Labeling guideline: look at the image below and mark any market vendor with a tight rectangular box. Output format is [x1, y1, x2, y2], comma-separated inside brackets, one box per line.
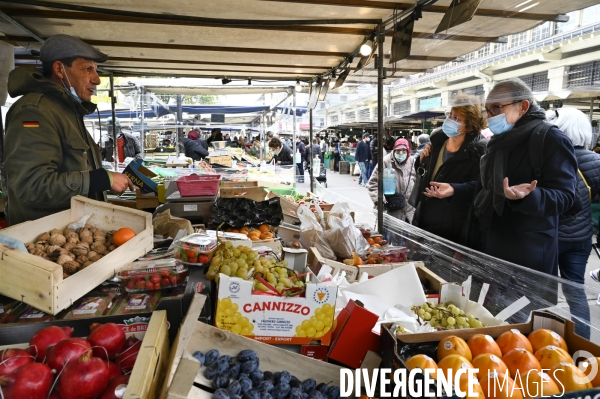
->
[184, 130, 209, 161]
[268, 137, 294, 165]
[4, 34, 134, 226]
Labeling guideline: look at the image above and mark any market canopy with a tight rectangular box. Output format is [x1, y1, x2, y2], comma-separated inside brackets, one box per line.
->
[400, 111, 445, 120]
[3, 0, 597, 92]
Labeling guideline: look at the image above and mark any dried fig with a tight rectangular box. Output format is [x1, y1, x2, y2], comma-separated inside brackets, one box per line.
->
[49, 233, 66, 247]
[90, 242, 107, 254]
[62, 261, 80, 275]
[56, 254, 74, 266]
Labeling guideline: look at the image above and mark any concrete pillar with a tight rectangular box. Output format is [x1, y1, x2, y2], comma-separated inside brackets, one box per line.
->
[548, 66, 568, 92]
[410, 97, 419, 113]
[440, 90, 451, 108]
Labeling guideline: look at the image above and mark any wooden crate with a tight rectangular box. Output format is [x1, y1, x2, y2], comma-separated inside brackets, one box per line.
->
[162, 295, 344, 399]
[0, 196, 153, 314]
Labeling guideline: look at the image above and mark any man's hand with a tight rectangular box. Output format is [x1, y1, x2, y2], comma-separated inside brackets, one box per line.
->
[424, 182, 454, 198]
[109, 172, 135, 194]
[420, 144, 432, 161]
[503, 177, 537, 200]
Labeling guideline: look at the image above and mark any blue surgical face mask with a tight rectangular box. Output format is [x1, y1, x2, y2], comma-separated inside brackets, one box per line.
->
[442, 118, 462, 137]
[394, 153, 407, 163]
[487, 113, 514, 135]
[274, 148, 281, 155]
[61, 68, 82, 103]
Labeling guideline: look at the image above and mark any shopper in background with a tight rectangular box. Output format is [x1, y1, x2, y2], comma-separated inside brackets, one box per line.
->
[369, 133, 378, 176]
[426, 78, 577, 277]
[4, 34, 134, 226]
[412, 133, 432, 159]
[320, 137, 328, 159]
[411, 94, 487, 245]
[384, 130, 396, 151]
[546, 107, 599, 338]
[183, 130, 209, 161]
[367, 139, 416, 223]
[355, 133, 371, 186]
[332, 136, 341, 172]
[295, 137, 306, 183]
[108, 117, 142, 162]
[269, 137, 294, 166]
[206, 128, 223, 146]
[311, 138, 322, 162]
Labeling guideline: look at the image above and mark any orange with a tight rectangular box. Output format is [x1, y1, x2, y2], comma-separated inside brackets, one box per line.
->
[231, 229, 240, 233]
[437, 354, 473, 381]
[579, 357, 600, 387]
[472, 353, 510, 379]
[367, 238, 375, 245]
[534, 345, 573, 370]
[468, 334, 503, 358]
[258, 224, 270, 233]
[520, 370, 561, 398]
[438, 336, 473, 362]
[238, 230, 249, 236]
[550, 362, 592, 392]
[496, 330, 533, 355]
[502, 348, 542, 386]
[260, 232, 274, 240]
[112, 228, 136, 247]
[527, 329, 568, 353]
[405, 354, 438, 378]
[248, 230, 261, 239]
[480, 372, 523, 399]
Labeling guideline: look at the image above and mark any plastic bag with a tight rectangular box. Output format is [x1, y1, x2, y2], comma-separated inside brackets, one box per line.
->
[297, 204, 335, 260]
[329, 202, 370, 256]
[325, 214, 353, 259]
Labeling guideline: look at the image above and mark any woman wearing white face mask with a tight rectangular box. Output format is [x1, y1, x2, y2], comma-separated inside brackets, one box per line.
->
[428, 78, 578, 278]
[367, 138, 416, 223]
[268, 137, 294, 166]
[410, 94, 488, 245]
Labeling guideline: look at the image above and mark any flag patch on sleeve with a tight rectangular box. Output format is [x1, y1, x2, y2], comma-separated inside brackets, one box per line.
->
[22, 121, 40, 128]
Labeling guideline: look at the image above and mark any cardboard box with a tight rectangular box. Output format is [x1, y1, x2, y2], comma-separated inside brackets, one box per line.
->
[208, 155, 233, 168]
[0, 196, 153, 315]
[220, 180, 258, 188]
[379, 311, 600, 399]
[277, 224, 301, 246]
[215, 274, 337, 345]
[162, 294, 346, 399]
[219, 186, 267, 202]
[123, 159, 159, 194]
[328, 299, 380, 368]
[301, 344, 329, 361]
[283, 248, 309, 273]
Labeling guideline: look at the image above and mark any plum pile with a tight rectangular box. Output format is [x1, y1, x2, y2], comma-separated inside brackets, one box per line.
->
[192, 349, 341, 399]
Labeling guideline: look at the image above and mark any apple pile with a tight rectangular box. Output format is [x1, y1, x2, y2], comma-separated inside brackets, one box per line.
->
[0, 323, 142, 399]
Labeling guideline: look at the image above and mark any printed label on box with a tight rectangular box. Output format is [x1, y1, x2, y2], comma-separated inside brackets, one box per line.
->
[184, 204, 198, 212]
[125, 294, 151, 311]
[216, 274, 337, 345]
[73, 297, 104, 315]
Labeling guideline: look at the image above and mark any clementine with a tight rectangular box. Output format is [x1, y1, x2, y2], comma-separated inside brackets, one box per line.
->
[258, 224, 270, 233]
[496, 330, 533, 355]
[579, 357, 600, 387]
[112, 228, 136, 247]
[534, 345, 573, 370]
[472, 353, 510, 379]
[480, 372, 524, 399]
[550, 362, 593, 392]
[468, 334, 503, 358]
[438, 336, 473, 362]
[527, 329, 568, 353]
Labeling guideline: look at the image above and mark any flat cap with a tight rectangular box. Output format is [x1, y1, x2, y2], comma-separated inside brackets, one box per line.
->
[40, 34, 108, 63]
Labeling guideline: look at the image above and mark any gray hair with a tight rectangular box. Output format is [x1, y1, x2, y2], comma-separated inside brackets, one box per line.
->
[487, 78, 535, 105]
[546, 107, 592, 147]
[418, 134, 430, 145]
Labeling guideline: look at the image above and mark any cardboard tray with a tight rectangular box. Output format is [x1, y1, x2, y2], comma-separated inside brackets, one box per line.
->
[162, 294, 346, 399]
[0, 196, 154, 314]
[379, 311, 600, 399]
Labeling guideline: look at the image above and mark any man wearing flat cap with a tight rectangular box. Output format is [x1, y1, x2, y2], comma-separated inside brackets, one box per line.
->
[4, 34, 134, 226]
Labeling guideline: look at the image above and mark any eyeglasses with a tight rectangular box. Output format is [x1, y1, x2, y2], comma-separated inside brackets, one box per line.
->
[445, 111, 462, 123]
[485, 101, 521, 117]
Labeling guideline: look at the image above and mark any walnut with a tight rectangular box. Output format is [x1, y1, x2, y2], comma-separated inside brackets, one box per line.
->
[90, 227, 104, 235]
[67, 252, 76, 260]
[108, 245, 116, 252]
[32, 249, 45, 256]
[35, 243, 47, 252]
[25, 243, 35, 253]
[89, 254, 103, 262]
[90, 242, 107, 254]
[87, 250, 98, 259]
[46, 245, 62, 257]
[40, 253, 49, 259]
[80, 235, 94, 244]
[49, 228, 62, 236]
[84, 223, 93, 229]
[56, 254, 74, 266]
[93, 235, 106, 243]
[62, 242, 76, 252]
[78, 228, 92, 237]
[83, 261, 94, 268]
[49, 233, 66, 247]
[75, 255, 89, 264]
[63, 272, 69, 279]
[37, 232, 51, 243]
[62, 261, 80, 275]
[66, 235, 79, 244]
[72, 244, 89, 256]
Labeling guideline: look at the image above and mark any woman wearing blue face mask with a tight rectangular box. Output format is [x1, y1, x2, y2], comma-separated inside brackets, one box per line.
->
[268, 137, 294, 166]
[410, 94, 488, 245]
[428, 78, 578, 279]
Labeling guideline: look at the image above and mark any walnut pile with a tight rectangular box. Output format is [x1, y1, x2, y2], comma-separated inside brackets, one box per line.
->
[26, 224, 118, 279]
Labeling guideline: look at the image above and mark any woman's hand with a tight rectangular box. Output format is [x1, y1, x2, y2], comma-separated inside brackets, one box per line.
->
[424, 182, 454, 199]
[503, 177, 537, 200]
[420, 144, 432, 161]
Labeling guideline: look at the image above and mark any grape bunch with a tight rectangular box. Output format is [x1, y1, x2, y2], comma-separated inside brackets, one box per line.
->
[206, 242, 260, 282]
[253, 263, 305, 294]
[192, 348, 341, 399]
[411, 302, 486, 330]
[294, 304, 334, 339]
[216, 298, 255, 336]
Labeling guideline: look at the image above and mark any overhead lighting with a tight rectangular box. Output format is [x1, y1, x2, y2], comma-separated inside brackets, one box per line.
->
[295, 80, 302, 92]
[360, 39, 374, 57]
[518, 2, 539, 12]
[222, 78, 232, 85]
[329, 80, 336, 89]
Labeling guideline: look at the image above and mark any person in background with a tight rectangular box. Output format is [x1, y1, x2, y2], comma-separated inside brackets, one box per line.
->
[369, 133, 378, 178]
[332, 136, 341, 172]
[384, 130, 396, 151]
[547, 107, 600, 339]
[427, 78, 577, 277]
[269, 137, 294, 166]
[320, 137, 328, 159]
[238, 136, 247, 149]
[183, 130, 209, 161]
[295, 137, 306, 183]
[247, 139, 261, 157]
[411, 94, 487, 245]
[367, 139, 416, 223]
[4, 34, 134, 226]
[107, 116, 142, 162]
[412, 133, 431, 159]
[355, 133, 371, 186]
[206, 128, 223, 146]
[311, 138, 322, 163]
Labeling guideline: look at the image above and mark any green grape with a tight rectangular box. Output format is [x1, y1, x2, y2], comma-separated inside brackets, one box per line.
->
[448, 304, 455, 310]
[225, 241, 233, 249]
[436, 313, 443, 321]
[275, 284, 284, 293]
[431, 309, 439, 315]
[452, 307, 461, 316]
[423, 312, 432, 321]
[457, 316, 466, 326]
[232, 248, 241, 257]
[294, 281, 304, 288]
[239, 253, 248, 261]
[430, 319, 438, 327]
[237, 258, 247, 267]
[236, 269, 248, 279]
[211, 256, 222, 266]
[230, 264, 239, 273]
[417, 308, 425, 316]
[267, 274, 276, 285]
[470, 320, 483, 328]
[206, 270, 217, 280]
[423, 305, 431, 312]
[441, 319, 449, 327]
[447, 324, 455, 330]
[280, 260, 288, 267]
[220, 265, 232, 276]
[466, 314, 475, 321]
[447, 317, 456, 326]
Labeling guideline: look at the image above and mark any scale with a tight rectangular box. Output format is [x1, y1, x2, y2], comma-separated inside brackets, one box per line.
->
[154, 182, 215, 224]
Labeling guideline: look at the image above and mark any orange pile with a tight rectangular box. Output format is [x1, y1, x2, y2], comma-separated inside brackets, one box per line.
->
[403, 329, 598, 398]
[226, 224, 274, 241]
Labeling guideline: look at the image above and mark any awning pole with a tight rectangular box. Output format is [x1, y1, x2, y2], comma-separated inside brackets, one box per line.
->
[310, 109, 314, 193]
[110, 72, 118, 170]
[293, 92, 297, 187]
[377, 24, 385, 234]
[176, 94, 183, 155]
[591, 98, 594, 124]
[140, 86, 145, 155]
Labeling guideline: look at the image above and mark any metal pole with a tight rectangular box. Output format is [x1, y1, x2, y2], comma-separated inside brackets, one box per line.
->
[377, 25, 385, 234]
[309, 109, 314, 192]
[292, 92, 297, 186]
[140, 86, 145, 156]
[110, 72, 118, 170]
[591, 98, 594, 124]
[176, 94, 183, 155]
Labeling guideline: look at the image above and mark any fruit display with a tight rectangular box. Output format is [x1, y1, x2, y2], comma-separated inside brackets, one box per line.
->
[206, 241, 261, 282]
[403, 328, 598, 398]
[410, 302, 487, 330]
[24, 226, 136, 278]
[225, 224, 276, 242]
[117, 260, 189, 292]
[191, 348, 341, 399]
[0, 323, 139, 399]
[174, 234, 218, 264]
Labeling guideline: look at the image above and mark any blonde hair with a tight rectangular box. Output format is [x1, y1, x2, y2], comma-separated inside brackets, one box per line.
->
[451, 93, 487, 134]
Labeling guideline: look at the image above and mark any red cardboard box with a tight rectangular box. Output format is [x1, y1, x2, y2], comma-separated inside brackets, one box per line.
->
[328, 300, 380, 368]
[301, 345, 329, 362]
